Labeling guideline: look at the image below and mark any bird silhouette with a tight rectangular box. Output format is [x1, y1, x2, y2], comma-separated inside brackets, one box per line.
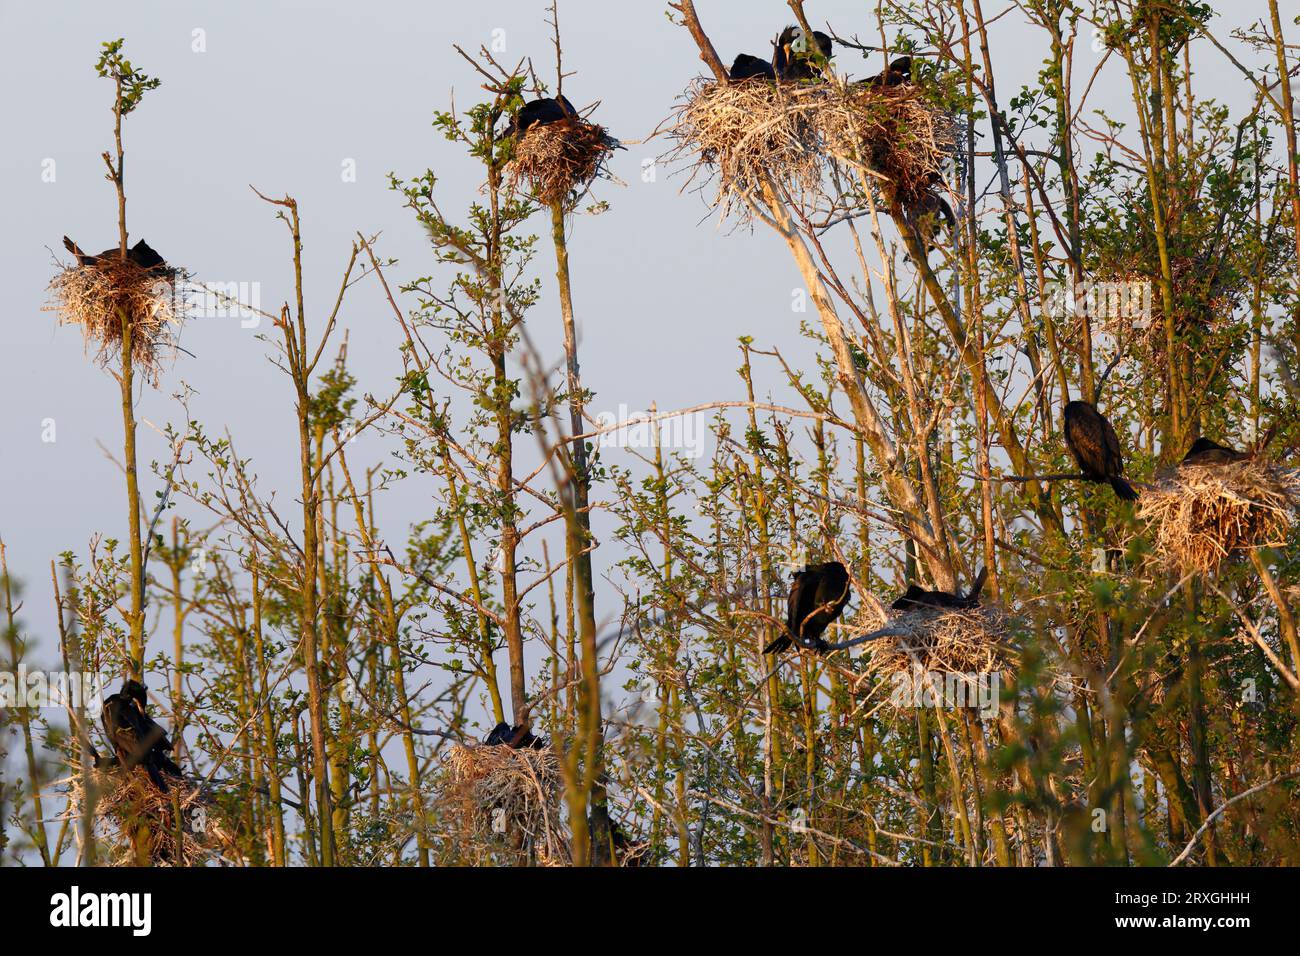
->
[484, 721, 547, 750]
[729, 53, 777, 82]
[860, 56, 913, 88]
[1181, 437, 1250, 466]
[1063, 400, 1138, 501]
[764, 560, 852, 654]
[100, 679, 183, 792]
[892, 566, 987, 611]
[63, 236, 167, 272]
[502, 95, 577, 139]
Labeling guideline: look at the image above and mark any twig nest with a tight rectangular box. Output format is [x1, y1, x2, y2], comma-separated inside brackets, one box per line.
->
[1139, 459, 1300, 573]
[506, 117, 617, 206]
[444, 742, 569, 865]
[865, 605, 1015, 683]
[671, 77, 958, 218]
[71, 765, 228, 866]
[46, 256, 189, 383]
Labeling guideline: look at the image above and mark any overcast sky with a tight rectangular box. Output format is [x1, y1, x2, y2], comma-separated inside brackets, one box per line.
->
[0, 0, 1270, 704]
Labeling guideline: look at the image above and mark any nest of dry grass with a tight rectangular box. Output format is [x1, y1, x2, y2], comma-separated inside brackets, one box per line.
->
[506, 117, 617, 206]
[865, 605, 1015, 684]
[45, 256, 188, 383]
[670, 78, 958, 218]
[444, 742, 569, 865]
[1139, 459, 1300, 573]
[67, 765, 231, 866]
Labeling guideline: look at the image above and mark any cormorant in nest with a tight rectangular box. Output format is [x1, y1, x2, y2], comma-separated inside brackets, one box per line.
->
[891, 566, 987, 611]
[860, 56, 912, 88]
[63, 236, 167, 272]
[1063, 400, 1139, 501]
[502, 95, 578, 139]
[729, 53, 777, 82]
[484, 721, 548, 750]
[1181, 437, 1250, 466]
[100, 679, 184, 792]
[764, 560, 852, 654]
[774, 25, 833, 82]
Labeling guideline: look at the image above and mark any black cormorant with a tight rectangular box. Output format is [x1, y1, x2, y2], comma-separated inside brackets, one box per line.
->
[729, 53, 777, 82]
[63, 236, 168, 272]
[100, 679, 183, 792]
[910, 191, 955, 254]
[1063, 400, 1138, 501]
[860, 56, 913, 88]
[502, 95, 578, 139]
[891, 566, 987, 611]
[764, 560, 852, 654]
[1181, 437, 1250, 466]
[774, 26, 833, 82]
[484, 721, 547, 750]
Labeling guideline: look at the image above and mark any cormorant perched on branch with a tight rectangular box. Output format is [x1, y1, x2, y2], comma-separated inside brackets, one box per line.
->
[892, 566, 987, 611]
[764, 560, 852, 654]
[502, 95, 578, 139]
[860, 56, 913, 88]
[1063, 400, 1139, 501]
[63, 236, 167, 272]
[729, 53, 777, 82]
[774, 25, 833, 82]
[1181, 437, 1250, 466]
[484, 721, 547, 750]
[100, 679, 183, 792]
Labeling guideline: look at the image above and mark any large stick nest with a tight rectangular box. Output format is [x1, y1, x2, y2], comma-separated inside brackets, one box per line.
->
[670, 77, 959, 218]
[443, 742, 569, 865]
[1139, 459, 1300, 573]
[66, 764, 233, 866]
[864, 605, 1016, 685]
[46, 256, 190, 383]
[506, 117, 617, 206]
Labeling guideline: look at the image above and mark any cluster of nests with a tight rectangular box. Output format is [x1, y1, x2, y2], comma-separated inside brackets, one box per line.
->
[673, 25, 959, 247]
[1139, 436, 1300, 574]
[45, 236, 187, 383]
[502, 94, 622, 206]
[768, 561, 1017, 706]
[64, 679, 230, 866]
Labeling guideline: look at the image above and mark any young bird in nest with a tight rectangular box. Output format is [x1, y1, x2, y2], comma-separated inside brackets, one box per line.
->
[100, 679, 184, 792]
[729, 53, 777, 82]
[764, 560, 852, 654]
[774, 25, 833, 82]
[859, 56, 913, 88]
[501, 95, 578, 139]
[1064, 400, 1139, 501]
[891, 566, 987, 611]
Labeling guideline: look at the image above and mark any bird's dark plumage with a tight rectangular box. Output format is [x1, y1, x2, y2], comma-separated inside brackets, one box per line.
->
[484, 721, 547, 750]
[891, 566, 987, 611]
[1181, 437, 1250, 466]
[909, 192, 955, 254]
[1063, 400, 1138, 501]
[100, 679, 183, 792]
[63, 236, 168, 272]
[729, 53, 777, 82]
[503, 95, 577, 138]
[774, 26, 833, 82]
[860, 56, 913, 88]
[764, 560, 852, 654]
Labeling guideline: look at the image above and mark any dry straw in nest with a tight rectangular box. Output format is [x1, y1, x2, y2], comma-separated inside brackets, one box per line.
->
[67, 765, 230, 866]
[506, 117, 617, 206]
[444, 742, 569, 865]
[1139, 459, 1300, 573]
[671, 77, 958, 217]
[864, 606, 1015, 692]
[46, 256, 188, 383]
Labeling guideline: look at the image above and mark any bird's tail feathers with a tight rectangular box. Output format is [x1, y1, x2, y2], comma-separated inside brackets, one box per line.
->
[1110, 477, 1139, 501]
